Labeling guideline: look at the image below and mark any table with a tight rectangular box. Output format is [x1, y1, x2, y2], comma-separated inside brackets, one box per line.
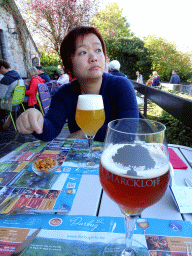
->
[0, 139, 192, 255]
[0, 140, 192, 222]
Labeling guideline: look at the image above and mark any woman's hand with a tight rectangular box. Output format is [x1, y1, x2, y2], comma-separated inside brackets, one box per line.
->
[16, 108, 44, 134]
[68, 130, 86, 139]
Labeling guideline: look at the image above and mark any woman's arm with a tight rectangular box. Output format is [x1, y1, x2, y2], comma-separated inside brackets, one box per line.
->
[33, 89, 68, 141]
[95, 77, 139, 142]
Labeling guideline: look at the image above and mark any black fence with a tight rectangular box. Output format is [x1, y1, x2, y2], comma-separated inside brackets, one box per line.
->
[131, 80, 192, 128]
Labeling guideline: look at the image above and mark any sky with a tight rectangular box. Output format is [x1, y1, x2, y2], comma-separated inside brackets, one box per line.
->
[101, 0, 192, 53]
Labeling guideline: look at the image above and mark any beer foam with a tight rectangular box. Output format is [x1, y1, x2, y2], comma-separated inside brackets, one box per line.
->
[77, 95, 104, 110]
[101, 143, 170, 179]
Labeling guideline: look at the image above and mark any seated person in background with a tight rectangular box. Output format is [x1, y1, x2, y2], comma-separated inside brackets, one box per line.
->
[57, 68, 69, 86]
[151, 71, 160, 87]
[0, 59, 24, 130]
[136, 71, 143, 84]
[16, 26, 139, 142]
[169, 70, 181, 84]
[108, 60, 127, 78]
[53, 70, 60, 80]
[24, 67, 45, 107]
[146, 75, 153, 86]
[36, 66, 51, 83]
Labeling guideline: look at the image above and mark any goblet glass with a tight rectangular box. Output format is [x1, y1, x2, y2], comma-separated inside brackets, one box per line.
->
[75, 94, 105, 168]
[99, 118, 170, 256]
[137, 219, 149, 234]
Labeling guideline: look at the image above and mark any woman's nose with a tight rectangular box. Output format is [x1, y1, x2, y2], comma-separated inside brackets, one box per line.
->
[89, 52, 97, 62]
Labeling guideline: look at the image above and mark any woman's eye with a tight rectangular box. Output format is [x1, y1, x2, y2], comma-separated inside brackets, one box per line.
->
[79, 51, 86, 55]
[96, 48, 102, 53]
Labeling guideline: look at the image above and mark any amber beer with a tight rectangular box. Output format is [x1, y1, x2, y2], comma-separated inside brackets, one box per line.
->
[99, 144, 170, 215]
[137, 220, 149, 230]
[75, 95, 105, 135]
[76, 109, 105, 135]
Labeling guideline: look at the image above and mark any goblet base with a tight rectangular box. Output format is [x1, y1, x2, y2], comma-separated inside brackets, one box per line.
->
[102, 238, 149, 256]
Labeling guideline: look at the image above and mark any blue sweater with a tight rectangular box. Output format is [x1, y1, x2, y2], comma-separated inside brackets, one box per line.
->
[33, 73, 139, 142]
[0, 70, 22, 100]
[39, 73, 51, 83]
[169, 74, 181, 84]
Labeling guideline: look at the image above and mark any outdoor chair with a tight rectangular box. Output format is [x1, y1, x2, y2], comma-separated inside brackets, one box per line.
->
[10, 85, 26, 131]
[37, 83, 52, 116]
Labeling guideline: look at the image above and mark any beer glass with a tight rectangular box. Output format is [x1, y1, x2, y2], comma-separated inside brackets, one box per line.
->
[99, 118, 170, 256]
[75, 94, 105, 168]
[137, 219, 149, 234]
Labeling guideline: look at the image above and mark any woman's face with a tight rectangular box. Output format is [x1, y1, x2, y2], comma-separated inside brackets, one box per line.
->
[72, 33, 105, 80]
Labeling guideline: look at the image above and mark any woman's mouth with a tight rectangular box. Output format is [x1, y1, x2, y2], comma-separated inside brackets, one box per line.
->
[89, 66, 100, 71]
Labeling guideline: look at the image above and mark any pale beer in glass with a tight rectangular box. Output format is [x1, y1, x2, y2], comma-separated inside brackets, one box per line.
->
[75, 94, 105, 168]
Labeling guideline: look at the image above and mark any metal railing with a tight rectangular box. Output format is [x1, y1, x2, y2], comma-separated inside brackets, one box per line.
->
[131, 80, 192, 128]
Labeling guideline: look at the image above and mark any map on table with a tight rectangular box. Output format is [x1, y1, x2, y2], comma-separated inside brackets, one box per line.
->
[0, 139, 103, 214]
[0, 215, 192, 256]
[0, 138, 103, 174]
[0, 172, 82, 214]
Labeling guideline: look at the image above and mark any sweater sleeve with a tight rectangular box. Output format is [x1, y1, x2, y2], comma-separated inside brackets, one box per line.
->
[95, 77, 139, 142]
[33, 88, 68, 141]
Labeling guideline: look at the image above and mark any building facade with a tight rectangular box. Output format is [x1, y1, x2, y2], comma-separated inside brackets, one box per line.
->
[0, 0, 40, 78]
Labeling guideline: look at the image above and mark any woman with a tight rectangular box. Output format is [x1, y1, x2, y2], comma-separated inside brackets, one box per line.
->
[16, 26, 139, 142]
[151, 71, 160, 87]
[57, 68, 69, 86]
[25, 67, 45, 107]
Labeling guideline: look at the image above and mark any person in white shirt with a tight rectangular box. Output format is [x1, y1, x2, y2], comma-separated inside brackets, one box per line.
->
[57, 68, 69, 86]
[136, 71, 143, 84]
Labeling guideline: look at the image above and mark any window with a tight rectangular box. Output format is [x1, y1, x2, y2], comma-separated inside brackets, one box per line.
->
[0, 30, 5, 59]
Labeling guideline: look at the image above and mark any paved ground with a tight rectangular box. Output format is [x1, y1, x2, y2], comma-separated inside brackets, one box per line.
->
[0, 122, 70, 159]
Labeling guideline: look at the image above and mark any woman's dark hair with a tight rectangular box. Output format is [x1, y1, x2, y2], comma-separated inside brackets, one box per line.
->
[60, 26, 106, 75]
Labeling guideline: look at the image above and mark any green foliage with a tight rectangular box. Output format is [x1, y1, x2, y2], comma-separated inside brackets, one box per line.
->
[43, 66, 60, 79]
[144, 36, 192, 82]
[91, 2, 152, 80]
[105, 37, 152, 79]
[40, 50, 62, 79]
[146, 92, 192, 147]
[91, 2, 132, 39]
[156, 111, 192, 147]
[40, 51, 62, 67]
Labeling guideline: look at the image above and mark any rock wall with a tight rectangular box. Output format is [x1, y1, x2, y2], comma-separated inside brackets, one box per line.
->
[0, 0, 40, 78]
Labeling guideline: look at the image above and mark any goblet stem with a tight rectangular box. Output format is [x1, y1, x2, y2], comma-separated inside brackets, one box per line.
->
[143, 229, 147, 235]
[86, 135, 95, 157]
[122, 214, 139, 256]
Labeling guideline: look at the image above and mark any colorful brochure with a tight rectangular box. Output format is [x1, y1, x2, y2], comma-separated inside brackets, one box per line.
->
[0, 215, 191, 255]
[0, 139, 103, 175]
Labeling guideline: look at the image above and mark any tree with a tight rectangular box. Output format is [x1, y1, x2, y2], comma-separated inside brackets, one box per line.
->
[144, 35, 192, 82]
[40, 50, 62, 67]
[91, 2, 132, 39]
[91, 2, 148, 79]
[105, 37, 152, 80]
[16, 0, 99, 55]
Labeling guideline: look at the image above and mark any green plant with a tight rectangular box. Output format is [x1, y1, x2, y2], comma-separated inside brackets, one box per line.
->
[40, 51, 62, 67]
[145, 94, 192, 147]
[156, 111, 192, 147]
[43, 66, 60, 79]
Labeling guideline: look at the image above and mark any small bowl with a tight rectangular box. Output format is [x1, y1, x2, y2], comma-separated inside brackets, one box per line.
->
[32, 160, 58, 176]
